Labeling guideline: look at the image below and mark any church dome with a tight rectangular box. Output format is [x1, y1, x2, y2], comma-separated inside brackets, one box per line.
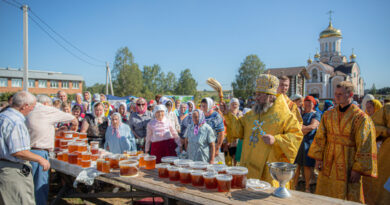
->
[319, 21, 342, 39]
[350, 53, 356, 60]
[307, 58, 313, 64]
[314, 52, 320, 58]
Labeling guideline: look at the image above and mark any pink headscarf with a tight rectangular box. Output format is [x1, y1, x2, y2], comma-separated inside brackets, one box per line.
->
[111, 113, 122, 138]
[136, 98, 147, 115]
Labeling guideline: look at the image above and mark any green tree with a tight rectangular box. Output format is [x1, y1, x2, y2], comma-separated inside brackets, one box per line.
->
[232, 54, 265, 99]
[175, 69, 197, 95]
[86, 83, 105, 94]
[112, 47, 143, 96]
[165, 71, 177, 94]
[143, 64, 161, 94]
[370, 83, 377, 95]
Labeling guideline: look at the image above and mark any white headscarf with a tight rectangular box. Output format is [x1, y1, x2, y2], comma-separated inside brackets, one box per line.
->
[362, 94, 375, 112]
[153, 104, 168, 119]
[203, 97, 214, 112]
[290, 94, 303, 101]
[229, 98, 239, 107]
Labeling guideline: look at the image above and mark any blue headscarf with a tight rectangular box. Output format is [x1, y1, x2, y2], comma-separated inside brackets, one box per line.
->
[323, 100, 334, 112]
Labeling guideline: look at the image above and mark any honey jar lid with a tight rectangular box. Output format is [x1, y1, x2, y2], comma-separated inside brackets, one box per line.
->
[179, 168, 191, 173]
[190, 169, 205, 176]
[190, 161, 208, 169]
[119, 160, 138, 166]
[202, 171, 217, 179]
[173, 159, 193, 167]
[216, 174, 233, 181]
[144, 155, 156, 161]
[167, 165, 180, 171]
[226, 166, 248, 175]
[207, 164, 227, 172]
[161, 156, 179, 163]
[156, 163, 170, 169]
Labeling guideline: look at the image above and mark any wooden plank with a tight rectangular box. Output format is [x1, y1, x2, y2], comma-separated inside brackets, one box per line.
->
[65, 191, 153, 198]
[50, 158, 361, 205]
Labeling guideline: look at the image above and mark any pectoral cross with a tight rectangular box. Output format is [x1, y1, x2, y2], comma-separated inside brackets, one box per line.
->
[249, 120, 266, 148]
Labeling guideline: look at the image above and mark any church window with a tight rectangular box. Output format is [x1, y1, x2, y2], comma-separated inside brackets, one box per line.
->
[320, 72, 323, 82]
[312, 69, 318, 82]
[325, 43, 328, 52]
[332, 42, 336, 52]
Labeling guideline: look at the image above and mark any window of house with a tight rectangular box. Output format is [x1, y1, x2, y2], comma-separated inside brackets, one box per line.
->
[0, 78, 7, 87]
[11, 79, 22, 87]
[28, 79, 35, 88]
[50, 80, 59, 88]
[72, 81, 79, 89]
[62, 81, 69, 89]
[38, 80, 47, 88]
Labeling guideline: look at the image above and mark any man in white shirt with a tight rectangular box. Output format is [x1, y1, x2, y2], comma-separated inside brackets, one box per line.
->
[26, 95, 75, 205]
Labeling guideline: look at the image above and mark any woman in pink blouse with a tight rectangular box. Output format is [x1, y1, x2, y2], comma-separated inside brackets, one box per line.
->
[145, 105, 181, 163]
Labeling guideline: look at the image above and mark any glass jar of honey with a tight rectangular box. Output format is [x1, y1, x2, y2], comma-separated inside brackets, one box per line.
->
[68, 141, 78, 153]
[119, 160, 139, 177]
[138, 154, 148, 168]
[91, 154, 99, 161]
[216, 174, 232, 192]
[144, 155, 156, 170]
[161, 156, 179, 165]
[102, 160, 111, 173]
[59, 139, 69, 149]
[54, 138, 61, 148]
[56, 152, 63, 161]
[168, 166, 180, 181]
[68, 152, 78, 164]
[190, 161, 208, 170]
[207, 164, 227, 174]
[179, 168, 192, 184]
[72, 132, 79, 138]
[226, 166, 248, 189]
[96, 159, 104, 171]
[78, 132, 87, 139]
[203, 171, 218, 189]
[81, 159, 91, 168]
[173, 159, 193, 168]
[191, 170, 205, 187]
[81, 151, 91, 161]
[156, 163, 170, 178]
[62, 151, 69, 162]
[91, 147, 99, 155]
[78, 143, 88, 152]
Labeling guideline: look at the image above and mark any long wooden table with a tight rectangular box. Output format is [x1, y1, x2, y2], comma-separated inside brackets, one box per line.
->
[50, 158, 360, 205]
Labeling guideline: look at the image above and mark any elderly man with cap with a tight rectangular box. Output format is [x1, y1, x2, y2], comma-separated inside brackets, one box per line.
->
[221, 74, 303, 188]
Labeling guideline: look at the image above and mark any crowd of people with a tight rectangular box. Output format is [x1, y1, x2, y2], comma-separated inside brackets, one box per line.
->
[0, 73, 389, 204]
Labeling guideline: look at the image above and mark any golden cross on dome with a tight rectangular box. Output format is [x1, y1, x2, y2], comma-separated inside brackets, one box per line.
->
[327, 10, 334, 22]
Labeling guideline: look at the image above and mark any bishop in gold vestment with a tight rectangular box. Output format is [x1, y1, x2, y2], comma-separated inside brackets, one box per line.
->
[308, 104, 377, 203]
[225, 74, 303, 188]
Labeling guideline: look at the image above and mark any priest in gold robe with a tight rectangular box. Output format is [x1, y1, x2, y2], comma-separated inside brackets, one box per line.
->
[308, 81, 377, 203]
[364, 103, 390, 205]
[277, 76, 303, 126]
[222, 74, 303, 188]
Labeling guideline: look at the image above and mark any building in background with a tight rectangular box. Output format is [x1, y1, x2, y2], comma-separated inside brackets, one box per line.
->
[0, 67, 83, 95]
[265, 66, 310, 97]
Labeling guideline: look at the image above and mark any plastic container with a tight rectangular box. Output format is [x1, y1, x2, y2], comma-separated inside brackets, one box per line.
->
[102, 160, 111, 173]
[207, 164, 227, 174]
[68, 141, 79, 153]
[56, 152, 63, 161]
[81, 159, 91, 168]
[190, 161, 208, 170]
[109, 154, 120, 169]
[63, 131, 74, 139]
[59, 139, 69, 149]
[125, 151, 138, 157]
[62, 151, 69, 162]
[161, 156, 179, 165]
[216, 174, 232, 192]
[179, 168, 192, 184]
[203, 171, 218, 189]
[191, 170, 205, 187]
[68, 152, 78, 164]
[156, 163, 170, 178]
[119, 154, 128, 161]
[91, 147, 99, 155]
[168, 166, 180, 181]
[226, 166, 248, 189]
[173, 159, 192, 168]
[77, 157, 82, 166]
[119, 160, 139, 177]
[138, 154, 148, 168]
[91, 154, 99, 161]
[78, 132, 87, 139]
[72, 132, 79, 138]
[81, 151, 91, 161]
[96, 159, 104, 171]
[78, 144, 88, 152]
[54, 138, 61, 148]
[90, 140, 99, 149]
[144, 155, 156, 170]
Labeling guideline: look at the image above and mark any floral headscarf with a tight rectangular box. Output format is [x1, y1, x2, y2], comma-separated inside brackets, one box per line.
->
[193, 109, 206, 135]
[187, 101, 195, 112]
[179, 102, 189, 116]
[110, 112, 122, 138]
[136, 98, 147, 115]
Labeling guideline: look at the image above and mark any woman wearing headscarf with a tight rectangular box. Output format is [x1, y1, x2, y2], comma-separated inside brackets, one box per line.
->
[104, 113, 137, 154]
[366, 99, 382, 116]
[322, 100, 334, 113]
[178, 103, 192, 140]
[184, 109, 216, 163]
[161, 98, 181, 133]
[145, 105, 181, 163]
[80, 102, 109, 148]
[362, 94, 375, 112]
[293, 96, 321, 192]
[72, 93, 85, 113]
[223, 98, 243, 166]
[118, 102, 129, 123]
[102, 101, 112, 118]
[128, 98, 153, 151]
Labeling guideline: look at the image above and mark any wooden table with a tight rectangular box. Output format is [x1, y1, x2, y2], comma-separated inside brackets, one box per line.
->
[50, 158, 360, 205]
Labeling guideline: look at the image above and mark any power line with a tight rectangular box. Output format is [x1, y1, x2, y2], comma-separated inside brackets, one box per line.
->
[1, 0, 20, 8]
[29, 14, 104, 67]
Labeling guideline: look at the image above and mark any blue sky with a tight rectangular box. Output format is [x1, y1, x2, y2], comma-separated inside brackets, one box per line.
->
[1, 0, 389, 91]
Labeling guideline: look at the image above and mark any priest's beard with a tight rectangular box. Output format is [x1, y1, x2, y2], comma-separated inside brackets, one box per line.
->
[253, 96, 276, 115]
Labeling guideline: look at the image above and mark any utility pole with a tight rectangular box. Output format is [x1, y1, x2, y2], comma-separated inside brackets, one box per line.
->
[105, 62, 109, 95]
[105, 62, 114, 96]
[22, 5, 29, 91]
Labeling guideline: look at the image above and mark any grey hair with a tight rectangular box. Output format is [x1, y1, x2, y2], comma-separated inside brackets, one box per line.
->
[37, 95, 53, 106]
[11, 91, 36, 108]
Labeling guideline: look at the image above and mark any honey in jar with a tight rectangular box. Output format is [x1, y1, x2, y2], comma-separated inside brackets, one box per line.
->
[161, 156, 179, 165]
[136, 150, 144, 155]
[104, 154, 111, 161]
[68, 153, 78, 164]
[78, 132, 87, 139]
[62, 151, 69, 162]
[91, 148, 99, 155]
[156, 163, 170, 178]
[102, 160, 111, 173]
[203, 171, 218, 189]
[216, 174, 232, 192]
[55, 138, 61, 148]
[81, 152, 91, 161]
[78, 144, 88, 152]
[81, 160, 91, 168]
[72, 132, 79, 138]
[144, 155, 156, 170]
[119, 154, 128, 161]
[191, 170, 205, 187]
[77, 157, 82, 166]
[119, 160, 139, 177]
[207, 164, 227, 174]
[97, 159, 104, 171]
[68, 142, 78, 153]
[91, 154, 99, 161]
[126, 151, 137, 157]
[59, 139, 69, 149]
[109, 155, 120, 169]
[56, 152, 63, 161]
[138, 154, 148, 168]
[226, 166, 248, 189]
[168, 166, 180, 181]
[179, 168, 192, 184]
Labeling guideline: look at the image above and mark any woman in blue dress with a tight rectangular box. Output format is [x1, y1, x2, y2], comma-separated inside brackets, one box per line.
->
[294, 96, 321, 192]
[104, 112, 137, 154]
